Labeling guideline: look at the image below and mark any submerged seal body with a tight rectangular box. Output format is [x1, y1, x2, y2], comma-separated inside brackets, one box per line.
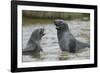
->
[22, 28, 45, 55]
[54, 19, 89, 53]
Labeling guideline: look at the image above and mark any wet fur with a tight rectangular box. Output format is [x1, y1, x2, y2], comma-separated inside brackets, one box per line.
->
[54, 19, 90, 53]
[22, 28, 45, 55]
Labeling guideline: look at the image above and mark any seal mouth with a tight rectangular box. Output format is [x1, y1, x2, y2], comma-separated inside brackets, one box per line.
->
[39, 28, 45, 36]
[42, 33, 45, 36]
[56, 26, 60, 29]
[56, 25, 64, 30]
[54, 20, 65, 30]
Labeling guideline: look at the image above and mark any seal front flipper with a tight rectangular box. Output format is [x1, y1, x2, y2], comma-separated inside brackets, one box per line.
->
[69, 39, 76, 53]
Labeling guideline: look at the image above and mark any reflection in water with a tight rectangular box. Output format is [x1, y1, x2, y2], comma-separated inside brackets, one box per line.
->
[23, 48, 90, 62]
[22, 20, 90, 62]
[59, 52, 70, 60]
[32, 52, 41, 58]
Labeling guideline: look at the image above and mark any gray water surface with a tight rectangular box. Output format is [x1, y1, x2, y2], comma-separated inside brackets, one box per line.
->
[22, 20, 90, 62]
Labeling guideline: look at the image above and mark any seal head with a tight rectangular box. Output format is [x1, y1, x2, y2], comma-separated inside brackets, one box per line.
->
[54, 19, 69, 31]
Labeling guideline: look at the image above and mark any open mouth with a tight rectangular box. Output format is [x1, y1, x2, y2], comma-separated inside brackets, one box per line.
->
[41, 31, 46, 36]
[56, 26, 60, 29]
[40, 30, 45, 36]
[42, 33, 45, 36]
[40, 33, 45, 39]
[56, 25, 64, 30]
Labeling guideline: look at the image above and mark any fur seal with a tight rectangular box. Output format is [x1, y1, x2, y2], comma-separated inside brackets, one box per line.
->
[22, 28, 45, 55]
[54, 19, 90, 53]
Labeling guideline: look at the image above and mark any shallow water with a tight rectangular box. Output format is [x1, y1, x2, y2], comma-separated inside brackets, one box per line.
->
[22, 20, 90, 62]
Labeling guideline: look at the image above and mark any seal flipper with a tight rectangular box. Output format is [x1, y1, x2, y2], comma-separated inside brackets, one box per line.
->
[76, 40, 90, 49]
[69, 39, 76, 53]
